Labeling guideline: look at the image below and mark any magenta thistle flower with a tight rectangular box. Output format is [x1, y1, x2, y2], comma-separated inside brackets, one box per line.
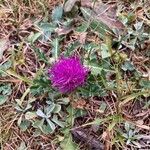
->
[48, 56, 88, 93]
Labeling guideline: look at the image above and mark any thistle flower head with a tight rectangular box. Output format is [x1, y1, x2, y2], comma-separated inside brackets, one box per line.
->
[48, 56, 88, 93]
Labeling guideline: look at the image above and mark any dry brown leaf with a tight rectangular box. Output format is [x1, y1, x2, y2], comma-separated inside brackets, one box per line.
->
[72, 129, 104, 150]
[136, 120, 144, 125]
[64, 0, 79, 12]
[20, 19, 33, 30]
[81, 0, 124, 30]
[104, 130, 112, 150]
[128, 120, 150, 130]
[55, 27, 73, 36]
[0, 38, 9, 60]
[76, 32, 87, 44]
[101, 131, 108, 140]
[135, 111, 149, 117]
[72, 99, 86, 109]
[135, 123, 150, 130]
[136, 7, 150, 26]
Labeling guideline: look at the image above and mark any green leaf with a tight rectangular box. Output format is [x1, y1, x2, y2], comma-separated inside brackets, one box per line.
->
[28, 32, 42, 43]
[57, 97, 70, 105]
[52, 6, 63, 21]
[46, 103, 55, 112]
[51, 38, 60, 60]
[101, 43, 111, 59]
[76, 22, 89, 32]
[38, 22, 56, 32]
[120, 91, 150, 107]
[37, 22, 56, 41]
[17, 141, 27, 150]
[25, 111, 37, 120]
[99, 102, 107, 112]
[33, 129, 41, 137]
[17, 115, 23, 126]
[80, 7, 93, 20]
[51, 115, 65, 127]
[60, 106, 79, 150]
[139, 80, 150, 89]
[42, 124, 53, 134]
[25, 103, 32, 111]
[143, 100, 150, 109]
[0, 60, 11, 76]
[65, 41, 81, 56]
[33, 47, 48, 63]
[14, 104, 23, 111]
[89, 118, 104, 125]
[90, 20, 110, 39]
[6, 69, 32, 84]
[0, 60, 11, 70]
[125, 122, 130, 131]
[121, 61, 135, 71]
[0, 95, 8, 105]
[46, 118, 56, 131]
[60, 133, 78, 150]
[84, 62, 100, 75]
[36, 109, 47, 118]
[88, 64, 103, 75]
[19, 120, 30, 131]
[32, 119, 44, 131]
[31, 74, 51, 96]
[66, 106, 76, 126]
[134, 21, 143, 31]
[80, 118, 106, 128]
[0, 84, 12, 95]
[52, 104, 61, 113]
[75, 109, 87, 118]
[84, 59, 114, 76]
[108, 121, 117, 131]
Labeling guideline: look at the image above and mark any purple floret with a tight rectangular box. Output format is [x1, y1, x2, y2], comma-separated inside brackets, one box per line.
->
[48, 56, 88, 93]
